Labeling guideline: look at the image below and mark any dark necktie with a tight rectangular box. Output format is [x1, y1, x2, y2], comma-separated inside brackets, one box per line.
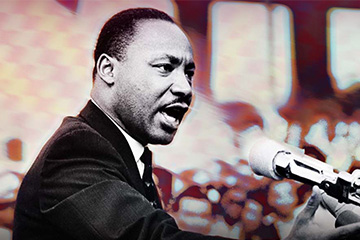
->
[140, 147, 161, 209]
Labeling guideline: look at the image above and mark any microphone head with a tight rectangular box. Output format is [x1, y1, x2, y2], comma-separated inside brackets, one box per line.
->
[249, 137, 284, 180]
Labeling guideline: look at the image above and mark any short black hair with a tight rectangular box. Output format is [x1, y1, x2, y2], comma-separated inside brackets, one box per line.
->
[93, 8, 175, 79]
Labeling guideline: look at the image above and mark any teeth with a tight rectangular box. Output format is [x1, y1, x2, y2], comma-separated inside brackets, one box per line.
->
[162, 112, 179, 127]
[165, 112, 178, 123]
[160, 104, 188, 130]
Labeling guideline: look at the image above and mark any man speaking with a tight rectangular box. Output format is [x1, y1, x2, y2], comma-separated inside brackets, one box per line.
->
[13, 7, 360, 240]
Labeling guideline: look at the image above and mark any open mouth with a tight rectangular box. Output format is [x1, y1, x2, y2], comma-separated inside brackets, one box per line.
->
[160, 103, 189, 130]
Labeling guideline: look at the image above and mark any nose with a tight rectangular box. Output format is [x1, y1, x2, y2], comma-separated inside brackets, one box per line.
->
[170, 70, 193, 98]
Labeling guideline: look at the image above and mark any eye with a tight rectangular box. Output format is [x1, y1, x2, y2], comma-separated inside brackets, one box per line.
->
[155, 64, 174, 74]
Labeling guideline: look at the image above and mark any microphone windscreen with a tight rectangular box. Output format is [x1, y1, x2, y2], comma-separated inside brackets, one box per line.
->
[249, 138, 284, 180]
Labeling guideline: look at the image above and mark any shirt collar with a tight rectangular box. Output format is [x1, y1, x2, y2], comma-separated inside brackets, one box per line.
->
[90, 99, 144, 162]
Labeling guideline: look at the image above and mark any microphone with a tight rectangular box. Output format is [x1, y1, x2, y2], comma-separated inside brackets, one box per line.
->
[249, 137, 360, 207]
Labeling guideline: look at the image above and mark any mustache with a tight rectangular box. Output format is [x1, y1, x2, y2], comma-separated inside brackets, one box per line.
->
[167, 94, 192, 107]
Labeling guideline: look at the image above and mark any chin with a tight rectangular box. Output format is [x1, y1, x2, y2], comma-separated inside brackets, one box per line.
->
[148, 131, 176, 145]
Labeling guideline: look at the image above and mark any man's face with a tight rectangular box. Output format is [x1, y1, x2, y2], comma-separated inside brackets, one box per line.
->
[112, 20, 195, 145]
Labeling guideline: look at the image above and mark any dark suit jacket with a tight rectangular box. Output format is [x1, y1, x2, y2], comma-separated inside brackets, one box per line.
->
[13, 101, 229, 240]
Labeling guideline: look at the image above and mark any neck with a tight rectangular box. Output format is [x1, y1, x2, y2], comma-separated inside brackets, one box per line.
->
[90, 96, 147, 146]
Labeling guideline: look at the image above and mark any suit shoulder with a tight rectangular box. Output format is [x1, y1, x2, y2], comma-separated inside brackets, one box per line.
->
[56, 116, 96, 136]
[39, 116, 117, 161]
[49, 116, 106, 144]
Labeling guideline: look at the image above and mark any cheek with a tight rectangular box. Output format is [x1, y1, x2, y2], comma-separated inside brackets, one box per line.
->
[135, 82, 168, 106]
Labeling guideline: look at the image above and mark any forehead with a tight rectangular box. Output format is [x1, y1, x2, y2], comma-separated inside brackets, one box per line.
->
[128, 20, 194, 61]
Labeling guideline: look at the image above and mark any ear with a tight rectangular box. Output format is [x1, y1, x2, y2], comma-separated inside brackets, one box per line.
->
[96, 53, 116, 85]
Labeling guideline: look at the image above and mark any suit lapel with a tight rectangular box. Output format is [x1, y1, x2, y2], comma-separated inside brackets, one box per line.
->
[78, 100, 146, 196]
